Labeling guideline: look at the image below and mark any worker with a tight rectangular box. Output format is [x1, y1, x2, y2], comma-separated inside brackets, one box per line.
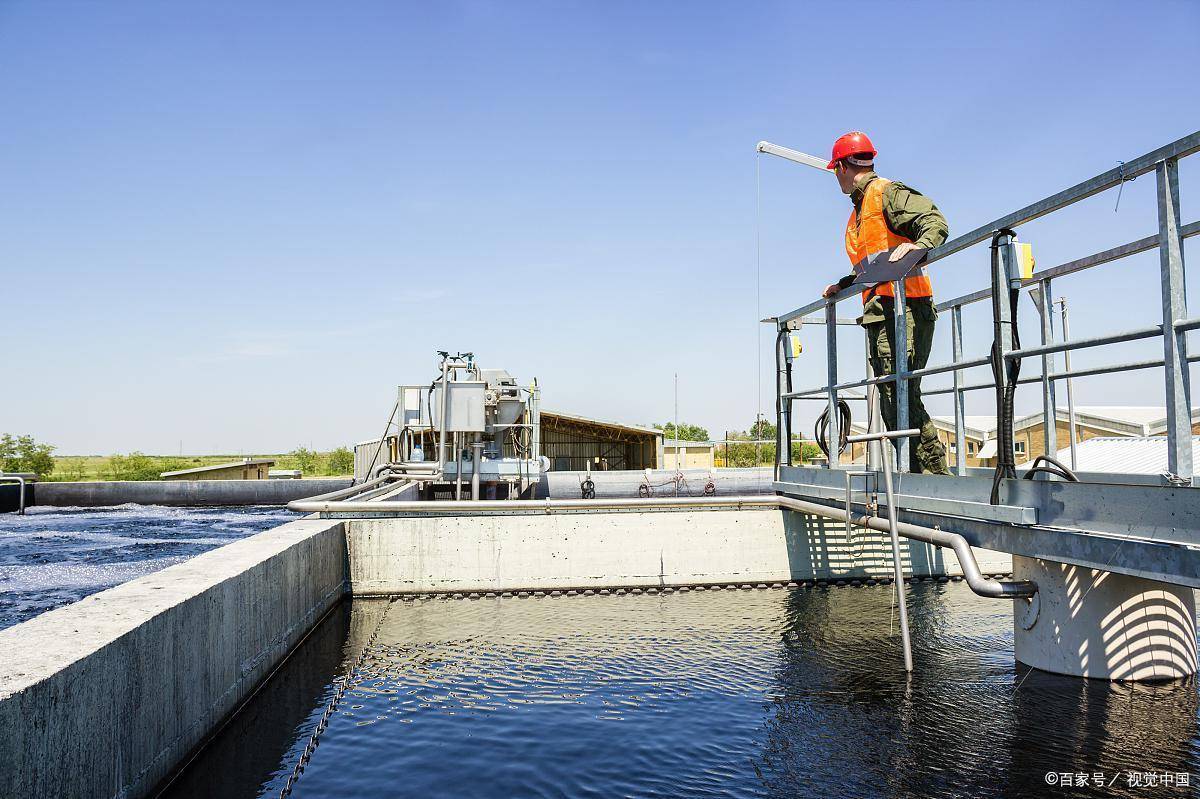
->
[821, 131, 950, 475]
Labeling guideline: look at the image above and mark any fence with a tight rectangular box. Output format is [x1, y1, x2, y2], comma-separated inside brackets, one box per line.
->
[770, 131, 1200, 480]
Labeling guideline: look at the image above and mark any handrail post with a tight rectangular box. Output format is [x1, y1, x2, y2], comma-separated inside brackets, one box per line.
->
[1037, 278, 1059, 471]
[951, 304, 967, 476]
[865, 331, 883, 471]
[893, 278, 909, 472]
[825, 300, 840, 468]
[1157, 157, 1193, 482]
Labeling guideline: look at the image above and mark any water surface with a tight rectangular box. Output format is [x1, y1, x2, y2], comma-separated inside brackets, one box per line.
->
[0, 503, 294, 629]
[165, 584, 1200, 799]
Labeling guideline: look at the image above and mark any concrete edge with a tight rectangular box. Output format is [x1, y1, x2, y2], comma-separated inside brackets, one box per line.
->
[31, 478, 353, 508]
[0, 516, 349, 799]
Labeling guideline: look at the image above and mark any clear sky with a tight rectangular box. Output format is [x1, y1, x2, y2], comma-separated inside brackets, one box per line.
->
[2, 0, 1198, 454]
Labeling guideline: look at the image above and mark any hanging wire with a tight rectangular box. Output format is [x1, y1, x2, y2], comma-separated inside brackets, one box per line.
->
[756, 153, 763, 428]
[1114, 160, 1131, 212]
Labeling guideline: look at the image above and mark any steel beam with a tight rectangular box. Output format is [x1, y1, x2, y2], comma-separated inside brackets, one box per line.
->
[893, 280, 909, 471]
[824, 301, 840, 468]
[1157, 158, 1193, 481]
[1037, 279, 1058, 468]
[951, 305, 967, 477]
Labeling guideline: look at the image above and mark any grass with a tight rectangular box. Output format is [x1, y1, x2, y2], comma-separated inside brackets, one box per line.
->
[47, 452, 352, 482]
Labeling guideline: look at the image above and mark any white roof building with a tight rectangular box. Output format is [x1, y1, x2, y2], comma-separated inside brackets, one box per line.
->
[1019, 436, 1200, 475]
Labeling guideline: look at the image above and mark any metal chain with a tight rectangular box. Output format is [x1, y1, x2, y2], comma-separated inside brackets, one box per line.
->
[279, 600, 395, 798]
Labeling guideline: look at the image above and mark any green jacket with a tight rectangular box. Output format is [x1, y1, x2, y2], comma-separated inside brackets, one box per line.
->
[836, 171, 949, 323]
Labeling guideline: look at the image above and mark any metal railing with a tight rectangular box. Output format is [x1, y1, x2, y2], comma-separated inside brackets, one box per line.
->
[769, 131, 1200, 480]
[0, 475, 28, 515]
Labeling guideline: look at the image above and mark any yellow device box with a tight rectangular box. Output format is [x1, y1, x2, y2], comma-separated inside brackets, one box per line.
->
[1012, 241, 1036, 279]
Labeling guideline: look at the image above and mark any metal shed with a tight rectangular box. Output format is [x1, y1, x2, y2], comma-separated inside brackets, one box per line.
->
[538, 410, 663, 472]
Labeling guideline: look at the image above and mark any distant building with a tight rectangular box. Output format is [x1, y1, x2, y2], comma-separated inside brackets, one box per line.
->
[662, 439, 716, 470]
[1019, 436, 1200, 475]
[160, 459, 275, 481]
[845, 406, 1200, 469]
[354, 409, 664, 480]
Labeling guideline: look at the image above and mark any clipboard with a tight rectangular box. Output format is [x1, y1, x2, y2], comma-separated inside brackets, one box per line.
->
[851, 247, 928, 286]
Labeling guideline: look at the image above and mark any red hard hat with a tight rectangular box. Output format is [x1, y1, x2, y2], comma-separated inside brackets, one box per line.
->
[827, 131, 877, 169]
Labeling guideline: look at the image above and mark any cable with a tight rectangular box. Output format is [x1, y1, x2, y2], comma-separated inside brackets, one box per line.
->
[989, 229, 1021, 505]
[1021, 455, 1079, 483]
[815, 399, 852, 459]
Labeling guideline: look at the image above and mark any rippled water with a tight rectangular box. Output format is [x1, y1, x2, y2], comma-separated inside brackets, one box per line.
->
[165, 584, 1200, 799]
[0, 504, 294, 629]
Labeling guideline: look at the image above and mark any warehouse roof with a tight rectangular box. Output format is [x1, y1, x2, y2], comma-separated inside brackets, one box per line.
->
[159, 458, 275, 478]
[540, 409, 662, 438]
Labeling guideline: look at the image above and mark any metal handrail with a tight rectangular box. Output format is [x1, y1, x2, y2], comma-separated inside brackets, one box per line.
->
[775, 132, 1200, 326]
[766, 131, 1198, 479]
[934, 219, 1200, 312]
[0, 475, 28, 515]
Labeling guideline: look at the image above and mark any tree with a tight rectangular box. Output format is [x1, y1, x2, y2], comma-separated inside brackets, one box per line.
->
[105, 452, 163, 481]
[0, 434, 56, 477]
[327, 446, 354, 475]
[749, 418, 776, 441]
[290, 447, 318, 475]
[655, 422, 710, 442]
[58, 458, 88, 481]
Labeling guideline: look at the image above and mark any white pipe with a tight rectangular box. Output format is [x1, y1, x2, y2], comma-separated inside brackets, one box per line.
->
[756, 141, 833, 172]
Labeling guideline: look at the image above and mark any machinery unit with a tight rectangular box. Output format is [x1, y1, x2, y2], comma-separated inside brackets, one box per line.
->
[355, 351, 547, 499]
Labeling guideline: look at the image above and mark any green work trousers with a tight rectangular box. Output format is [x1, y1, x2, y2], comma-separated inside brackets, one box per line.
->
[863, 298, 950, 475]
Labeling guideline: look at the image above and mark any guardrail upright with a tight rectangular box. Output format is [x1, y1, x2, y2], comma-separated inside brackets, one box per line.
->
[1157, 157, 1193, 482]
[951, 304, 967, 476]
[825, 299, 841, 467]
[1036, 279, 1059, 468]
[893, 279, 910, 471]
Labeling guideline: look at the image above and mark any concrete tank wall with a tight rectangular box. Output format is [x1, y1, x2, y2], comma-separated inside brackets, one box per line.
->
[31, 477, 353, 508]
[0, 516, 347, 799]
[346, 507, 1011, 595]
[1013, 555, 1199, 681]
[541, 467, 773, 499]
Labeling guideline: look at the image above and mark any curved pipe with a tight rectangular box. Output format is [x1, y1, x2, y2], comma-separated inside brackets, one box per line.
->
[0, 475, 27, 515]
[369, 461, 441, 480]
[285, 493, 1036, 600]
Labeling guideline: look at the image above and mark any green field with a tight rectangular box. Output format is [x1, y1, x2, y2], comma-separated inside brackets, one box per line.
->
[47, 450, 352, 482]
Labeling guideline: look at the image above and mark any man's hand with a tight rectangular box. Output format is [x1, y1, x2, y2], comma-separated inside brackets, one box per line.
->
[822, 283, 840, 299]
[888, 242, 919, 262]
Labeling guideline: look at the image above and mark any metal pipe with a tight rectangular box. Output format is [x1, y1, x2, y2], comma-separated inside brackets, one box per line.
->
[923, 351, 1200, 397]
[286, 493, 1035, 600]
[0, 475, 27, 515]
[893, 280, 910, 472]
[1036, 279, 1058, 469]
[471, 440, 484, 500]
[454, 432, 463, 501]
[437, 358, 450, 473]
[933, 219, 1200, 313]
[1058, 298, 1079, 470]
[755, 141, 832, 172]
[879, 432, 914, 671]
[786, 354, 992, 399]
[847, 428, 921, 443]
[1004, 323, 1163, 361]
[951, 305, 967, 476]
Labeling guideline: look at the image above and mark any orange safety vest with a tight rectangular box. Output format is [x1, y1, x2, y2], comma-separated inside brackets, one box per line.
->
[844, 177, 934, 302]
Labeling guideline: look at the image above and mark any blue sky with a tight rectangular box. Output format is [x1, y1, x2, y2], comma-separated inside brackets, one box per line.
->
[2, 0, 1198, 454]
